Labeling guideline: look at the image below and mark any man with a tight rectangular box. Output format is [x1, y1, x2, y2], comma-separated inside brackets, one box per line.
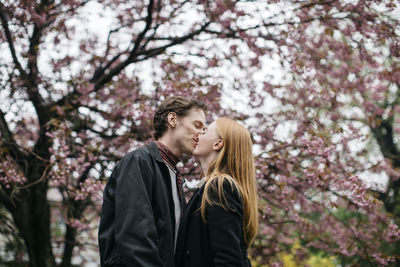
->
[98, 96, 207, 267]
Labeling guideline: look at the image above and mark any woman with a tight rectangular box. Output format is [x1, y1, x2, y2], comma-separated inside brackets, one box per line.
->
[175, 117, 258, 267]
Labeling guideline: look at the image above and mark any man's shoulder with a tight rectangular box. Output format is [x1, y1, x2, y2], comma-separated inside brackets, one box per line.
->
[123, 143, 154, 160]
[114, 142, 165, 174]
[112, 143, 157, 175]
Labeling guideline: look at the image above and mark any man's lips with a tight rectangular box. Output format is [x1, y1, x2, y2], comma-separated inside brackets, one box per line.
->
[193, 138, 199, 147]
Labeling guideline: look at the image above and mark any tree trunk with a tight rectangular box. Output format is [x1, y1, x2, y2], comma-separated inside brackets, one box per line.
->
[371, 118, 400, 264]
[371, 119, 400, 219]
[60, 224, 76, 267]
[5, 148, 56, 267]
[9, 184, 56, 267]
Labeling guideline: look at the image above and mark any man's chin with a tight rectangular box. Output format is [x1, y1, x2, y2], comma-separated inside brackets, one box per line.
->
[185, 147, 198, 156]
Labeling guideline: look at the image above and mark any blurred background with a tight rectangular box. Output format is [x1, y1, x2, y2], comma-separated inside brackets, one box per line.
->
[1, 0, 400, 266]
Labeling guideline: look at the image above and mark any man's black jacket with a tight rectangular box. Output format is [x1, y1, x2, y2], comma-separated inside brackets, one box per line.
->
[98, 142, 179, 267]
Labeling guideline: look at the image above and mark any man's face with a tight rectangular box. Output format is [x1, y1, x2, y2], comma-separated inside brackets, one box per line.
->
[192, 120, 219, 158]
[173, 108, 206, 155]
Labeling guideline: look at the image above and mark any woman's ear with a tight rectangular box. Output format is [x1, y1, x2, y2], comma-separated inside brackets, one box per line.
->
[212, 139, 224, 151]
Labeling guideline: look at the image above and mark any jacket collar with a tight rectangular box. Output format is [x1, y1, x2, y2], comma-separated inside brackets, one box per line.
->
[155, 141, 180, 168]
[148, 141, 165, 163]
[175, 183, 205, 265]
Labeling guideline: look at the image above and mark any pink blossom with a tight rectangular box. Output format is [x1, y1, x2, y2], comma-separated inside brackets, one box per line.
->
[31, 12, 47, 25]
[77, 84, 94, 95]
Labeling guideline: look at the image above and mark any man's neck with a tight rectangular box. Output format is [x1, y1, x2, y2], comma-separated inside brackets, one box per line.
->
[156, 137, 182, 158]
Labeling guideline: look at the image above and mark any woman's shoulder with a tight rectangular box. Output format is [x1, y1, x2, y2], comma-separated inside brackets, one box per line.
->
[205, 174, 243, 209]
[208, 174, 240, 194]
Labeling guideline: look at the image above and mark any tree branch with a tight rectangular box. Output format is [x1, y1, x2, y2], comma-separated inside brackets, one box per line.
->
[91, 0, 155, 89]
[141, 0, 190, 50]
[93, 20, 211, 90]
[26, 24, 46, 106]
[47, 0, 91, 19]
[133, 21, 212, 62]
[0, 110, 24, 161]
[0, 3, 28, 79]
[130, 0, 155, 59]
[90, 22, 138, 83]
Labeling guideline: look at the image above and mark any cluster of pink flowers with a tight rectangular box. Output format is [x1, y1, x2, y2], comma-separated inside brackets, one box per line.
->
[385, 222, 400, 243]
[66, 218, 89, 231]
[74, 179, 104, 202]
[0, 158, 27, 188]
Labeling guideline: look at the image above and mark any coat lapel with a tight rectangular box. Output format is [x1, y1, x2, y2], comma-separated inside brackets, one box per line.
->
[148, 142, 177, 234]
[175, 185, 204, 266]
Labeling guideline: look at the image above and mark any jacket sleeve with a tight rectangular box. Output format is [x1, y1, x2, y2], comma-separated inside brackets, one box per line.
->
[206, 182, 245, 267]
[114, 154, 164, 267]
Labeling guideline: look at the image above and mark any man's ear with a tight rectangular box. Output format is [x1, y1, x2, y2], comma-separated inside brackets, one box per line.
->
[212, 139, 224, 151]
[167, 112, 177, 128]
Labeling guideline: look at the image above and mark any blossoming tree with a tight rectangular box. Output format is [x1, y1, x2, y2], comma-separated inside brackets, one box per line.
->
[0, 0, 399, 266]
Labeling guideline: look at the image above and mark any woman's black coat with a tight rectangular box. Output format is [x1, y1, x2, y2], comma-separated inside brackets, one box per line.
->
[175, 181, 251, 267]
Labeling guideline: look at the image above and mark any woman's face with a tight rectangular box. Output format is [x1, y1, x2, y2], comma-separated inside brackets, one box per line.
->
[192, 120, 221, 158]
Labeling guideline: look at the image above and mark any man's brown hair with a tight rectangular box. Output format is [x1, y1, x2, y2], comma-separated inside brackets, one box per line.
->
[153, 96, 207, 140]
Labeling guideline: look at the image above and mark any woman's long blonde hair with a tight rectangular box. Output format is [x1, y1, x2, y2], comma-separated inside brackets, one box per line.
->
[200, 117, 258, 248]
